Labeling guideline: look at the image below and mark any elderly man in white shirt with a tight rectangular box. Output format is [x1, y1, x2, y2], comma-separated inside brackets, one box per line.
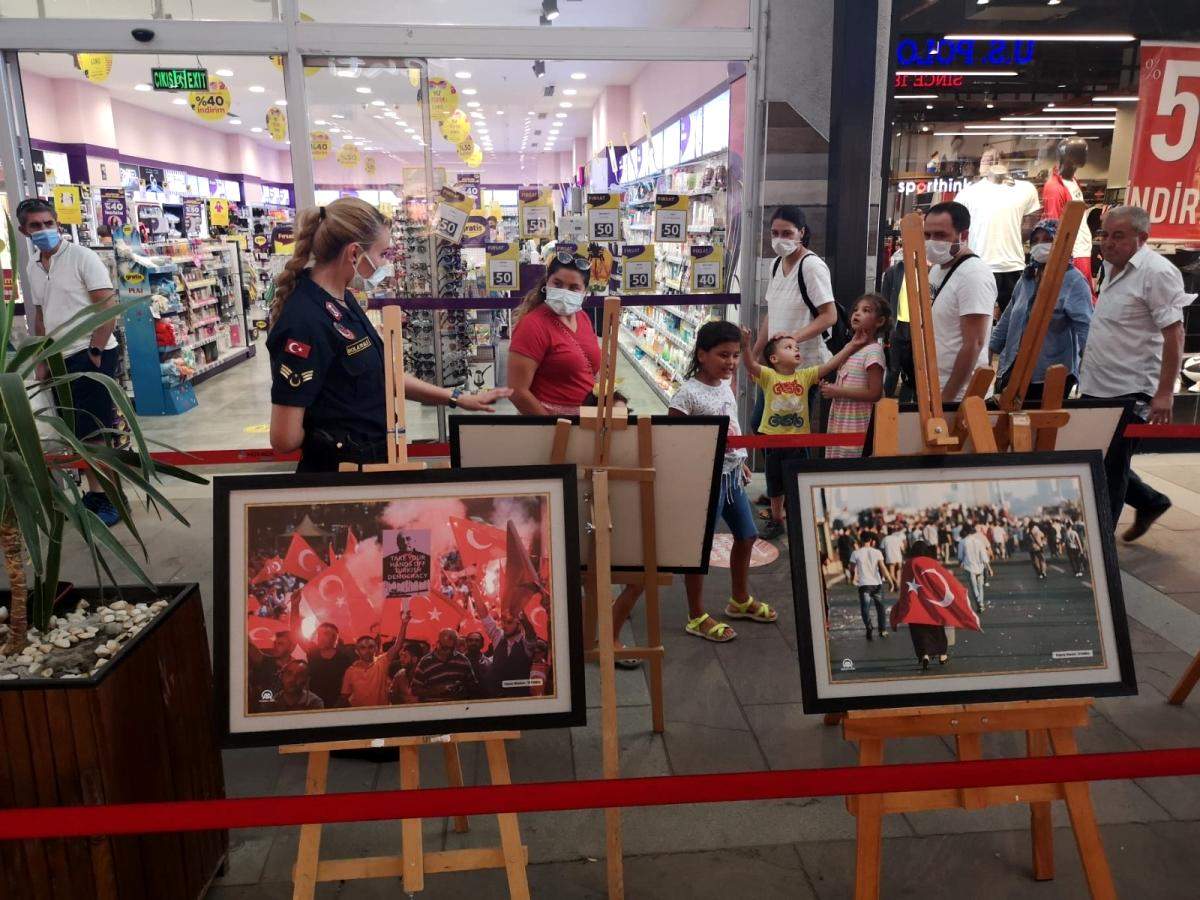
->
[1080, 205, 1197, 541]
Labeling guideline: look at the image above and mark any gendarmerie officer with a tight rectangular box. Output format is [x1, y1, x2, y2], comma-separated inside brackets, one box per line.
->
[267, 197, 509, 472]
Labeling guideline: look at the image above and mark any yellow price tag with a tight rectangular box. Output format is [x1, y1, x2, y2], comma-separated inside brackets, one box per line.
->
[266, 106, 288, 142]
[621, 244, 656, 294]
[485, 242, 520, 292]
[310, 131, 331, 161]
[189, 79, 231, 122]
[52, 185, 83, 226]
[654, 194, 690, 244]
[337, 144, 361, 169]
[432, 187, 473, 244]
[75, 53, 112, 83]
[586, 192, 622, 242]
[208, 198, 230, 227]
[518, 187, 554, 239]
[689, 244, 724, 293]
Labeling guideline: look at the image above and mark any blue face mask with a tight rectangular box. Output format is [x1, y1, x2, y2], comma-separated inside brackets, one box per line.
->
[30, 229, 61, 252]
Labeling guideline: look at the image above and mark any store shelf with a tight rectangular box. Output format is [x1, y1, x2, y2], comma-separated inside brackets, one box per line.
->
[189, 299, 218, 310]
[663, 305, 705, 328]
[618, 340, 674, 407]
[625, 308, 691, 352]
[182, 277, 217, 290]
[192, 345, 254, 386]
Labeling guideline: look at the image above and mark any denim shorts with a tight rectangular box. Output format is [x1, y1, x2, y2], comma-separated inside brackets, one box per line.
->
[715, 469, 759, 542]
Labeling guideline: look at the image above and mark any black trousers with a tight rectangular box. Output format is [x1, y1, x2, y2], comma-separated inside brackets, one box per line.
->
[885, 321, 916, 401]
[909, 623, 947, 660]
[994, 271, 1022, 316]
[1082, 394, 1171, 527]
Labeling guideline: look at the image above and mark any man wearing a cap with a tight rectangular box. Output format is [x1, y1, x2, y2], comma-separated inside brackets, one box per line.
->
[989, 218, 1093, 402]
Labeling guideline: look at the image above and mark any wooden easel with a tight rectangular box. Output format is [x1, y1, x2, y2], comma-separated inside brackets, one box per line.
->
[283, 305, 530, 899]
[545, 296, 670, 898]
[842, 206, 1115, 899]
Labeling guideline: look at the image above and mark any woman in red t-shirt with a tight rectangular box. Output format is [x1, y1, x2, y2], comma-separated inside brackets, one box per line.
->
[507, 251, 599, 415]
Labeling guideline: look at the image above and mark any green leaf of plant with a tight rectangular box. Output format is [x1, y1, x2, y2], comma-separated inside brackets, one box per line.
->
[76, 504, 155, 591]
[44, 351, 73, 435]
[0, 450, 46, 578]
[16, 298, 147, 378]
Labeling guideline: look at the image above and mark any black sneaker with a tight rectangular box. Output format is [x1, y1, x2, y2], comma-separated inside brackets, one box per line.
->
[865, 627, 873, 641]
[82, 492, 120, 527]
[759, 519, 785, 540]
[1122, 501, 1171, 543]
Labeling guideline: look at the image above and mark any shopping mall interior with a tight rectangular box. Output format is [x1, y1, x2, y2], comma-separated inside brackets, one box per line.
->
[2, 1, 1200, 898]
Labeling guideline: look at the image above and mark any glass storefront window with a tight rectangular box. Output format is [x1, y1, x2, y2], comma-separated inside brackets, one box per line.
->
[0, 0, 276, 19]
[297, 0, 748, 29]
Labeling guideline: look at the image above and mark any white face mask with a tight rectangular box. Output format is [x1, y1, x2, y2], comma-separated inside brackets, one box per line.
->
[771, 237, 799, 257]
[1029, 243, 1052, 266]
[925, 240, 958, 266]
[545, 285, 585, 316]
[355, 248, 393, 290]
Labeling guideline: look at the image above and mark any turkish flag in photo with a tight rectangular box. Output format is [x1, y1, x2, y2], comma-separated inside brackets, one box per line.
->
[282, 532, 327, 581]
[250, 555, 285, 585]
[381, 592, 472, 646]
[449, 516, 508, 571]
[284, 338, 311, 359]
[300, 557, 377, 638]
[889, 557, 982, 632]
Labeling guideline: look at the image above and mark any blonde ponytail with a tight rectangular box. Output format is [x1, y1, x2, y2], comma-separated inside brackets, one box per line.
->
[269, 197, 388, 326]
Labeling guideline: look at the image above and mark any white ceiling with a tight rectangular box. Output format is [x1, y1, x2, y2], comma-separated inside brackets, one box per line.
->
[19, 51, 650, 163]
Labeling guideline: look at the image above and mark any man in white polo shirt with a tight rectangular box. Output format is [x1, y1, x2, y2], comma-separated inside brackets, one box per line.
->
[923, 201, 997, 402]
[18, 198, 120, 526]
[1080, 205, 1197, 541]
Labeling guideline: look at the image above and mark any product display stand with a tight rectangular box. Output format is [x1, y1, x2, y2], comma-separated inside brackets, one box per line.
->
[840, 213, 1114, 899]
[281, 304, 529, 898]
[546, 296, 669, 897]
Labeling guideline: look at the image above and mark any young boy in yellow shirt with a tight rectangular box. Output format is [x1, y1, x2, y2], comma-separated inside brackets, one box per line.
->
[740, 325, 870, 538]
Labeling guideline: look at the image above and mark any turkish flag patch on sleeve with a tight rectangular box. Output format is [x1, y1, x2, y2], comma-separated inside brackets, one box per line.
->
[285, 339, 311, 359]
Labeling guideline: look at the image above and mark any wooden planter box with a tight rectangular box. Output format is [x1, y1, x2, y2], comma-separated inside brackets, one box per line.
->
[0, 583, 227, 900]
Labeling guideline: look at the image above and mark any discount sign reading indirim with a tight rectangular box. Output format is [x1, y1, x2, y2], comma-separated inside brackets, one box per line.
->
[1128, 42, 1200, 242]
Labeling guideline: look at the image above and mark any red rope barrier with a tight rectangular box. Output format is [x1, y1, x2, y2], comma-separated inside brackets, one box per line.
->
[1, 747, 1198, 840]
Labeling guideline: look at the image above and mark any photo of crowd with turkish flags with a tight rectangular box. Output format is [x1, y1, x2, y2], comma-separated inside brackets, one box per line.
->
[241, 492, 556, 716]
[811, 474, 1107, 682]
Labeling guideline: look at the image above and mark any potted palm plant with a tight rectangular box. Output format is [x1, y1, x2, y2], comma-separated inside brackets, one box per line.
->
[0, 294, 227, 899]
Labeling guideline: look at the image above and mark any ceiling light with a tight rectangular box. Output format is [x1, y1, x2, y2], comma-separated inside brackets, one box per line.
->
[335, 69, 357, 78]
[1069, 124, 1116, 129]
[478, 128, 489, 134]
[405, 127, 415, 133]
[373, 114, 383, 119]
[893, 94, 938, 100]
[532, 60, 546, 78]
[328, 127, 342, 133]
[1046, 106, 1117, 112]
[964, 123, 1073, 129]
[356, 86, 371, 94]
[527, 110, 535, 115]
[1047, 102, 1055, 107]
[921, 126, 930, 132]
[1047, 0, 1062, 5]
[986, 102, 995, 108]
[1092, 96, 1139, 102]
[496, 110, 504, 115]
[896, 69, 1018, 76]
[559, 101, 573, 108]
[1002, 115, 1115, 121]
[370, 99, 385, 107]
[134, 83, 152, 91]
[563, 89, 577, 96]
[462, 88, 477, 96]
[313, 119, 327, 125]
[275, 99, 287, 106]
[976, 0, 989, 4]
[331, 114, 345, 119]
[454, 71, 472, 79]
[251, 126, 263, 133]
[542, 0, 559, 20]
[942, 33, 1133, 42]
[934, 130, 1075, 136]
[467, 101, 480, 108]
[248, 85, 265, 93]
[172, 97, 187, 105]
[229, 118, 242, 125]
[570, 72, 586, 80]
[470, 111, 484, 119]
[555, 112, 567, 118]
[925, 104, 934, 110]
[395, 120, 407, 126]
[215, 68, 234, 77]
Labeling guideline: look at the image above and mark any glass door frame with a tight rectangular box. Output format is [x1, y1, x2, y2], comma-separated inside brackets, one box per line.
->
[0, 0, 766, 372]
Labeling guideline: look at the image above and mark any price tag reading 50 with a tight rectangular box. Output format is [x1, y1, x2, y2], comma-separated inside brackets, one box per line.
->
[486, 242, 521, 292]
[432, 187, 472, 246]
[654, 194, 690, 244]
[587, 192, 622, 242]
[621, 244, 656, 294]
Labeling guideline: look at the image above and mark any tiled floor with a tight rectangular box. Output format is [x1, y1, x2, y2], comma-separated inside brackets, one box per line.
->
[45, 352, 1200, 897]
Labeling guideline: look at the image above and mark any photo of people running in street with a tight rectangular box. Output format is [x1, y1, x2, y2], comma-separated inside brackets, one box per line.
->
[809, 473, 1109, 683]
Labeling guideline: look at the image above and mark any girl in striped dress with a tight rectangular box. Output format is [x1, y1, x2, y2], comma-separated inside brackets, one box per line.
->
[820, 293, 890, 459]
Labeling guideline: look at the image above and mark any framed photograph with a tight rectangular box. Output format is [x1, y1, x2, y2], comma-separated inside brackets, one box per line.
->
[451, 415, 727, 573]
[864, 398, 1133, 459]
[213, 466, 584, 747]
[784, 451, 1136, 713]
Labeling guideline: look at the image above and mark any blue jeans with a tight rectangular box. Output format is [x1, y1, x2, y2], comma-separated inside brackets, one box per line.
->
[715, 470, 759, 542]
[966, 570, 986, 612]
[858, 585, 885, 631]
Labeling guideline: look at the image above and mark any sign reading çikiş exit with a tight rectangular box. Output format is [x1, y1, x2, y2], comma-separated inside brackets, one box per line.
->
[895, 38, 1035, 69]
[151, 67, 209, 92]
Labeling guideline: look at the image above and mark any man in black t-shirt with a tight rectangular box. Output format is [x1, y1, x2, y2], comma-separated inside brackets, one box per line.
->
[289, 593, 356, 708]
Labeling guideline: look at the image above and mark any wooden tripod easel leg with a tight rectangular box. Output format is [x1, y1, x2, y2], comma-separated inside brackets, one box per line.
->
[1026, 728, 1055, 881]
[1168, 651, 1200, 705]
[484, 739, 532, 900]
[399, 744, 424, 893]
[853, 738, 885, 900]
[292, 750, 330, 900]
[443, 743, 470, 834]
[1048, 727, 1117, 899]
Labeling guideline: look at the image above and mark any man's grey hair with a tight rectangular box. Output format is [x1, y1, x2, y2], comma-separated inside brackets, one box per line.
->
[1105, 205, 1151, 235]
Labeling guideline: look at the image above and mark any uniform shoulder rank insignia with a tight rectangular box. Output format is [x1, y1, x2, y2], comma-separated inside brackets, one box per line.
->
[334, 322, 356, 340]
[324, 301, 343, 321]
[279, 363, 314, 388]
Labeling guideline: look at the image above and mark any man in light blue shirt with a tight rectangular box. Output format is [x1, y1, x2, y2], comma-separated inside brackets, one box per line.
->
[990, 218, 1093, 401]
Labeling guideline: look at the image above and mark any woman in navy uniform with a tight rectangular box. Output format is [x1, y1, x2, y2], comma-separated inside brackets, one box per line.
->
[267, 197, 510, 472]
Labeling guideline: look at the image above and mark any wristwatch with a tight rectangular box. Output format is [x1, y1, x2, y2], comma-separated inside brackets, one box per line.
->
[448, 388, 463, 409]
